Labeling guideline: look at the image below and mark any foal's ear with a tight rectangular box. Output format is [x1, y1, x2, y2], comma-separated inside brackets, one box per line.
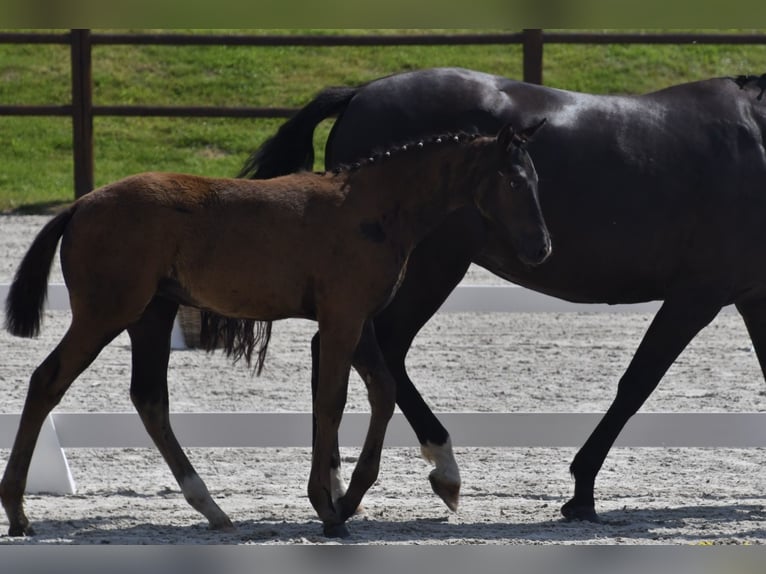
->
[497, 118, 546, 151]
[497, 123, 519, 151]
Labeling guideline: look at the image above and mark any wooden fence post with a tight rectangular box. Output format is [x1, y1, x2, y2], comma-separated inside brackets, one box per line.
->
[71, 29, 94, 197]
[522, 28, 543, 85]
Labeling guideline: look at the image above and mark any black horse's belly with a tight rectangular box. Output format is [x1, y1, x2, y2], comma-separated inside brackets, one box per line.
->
[473, 227, 672, 305]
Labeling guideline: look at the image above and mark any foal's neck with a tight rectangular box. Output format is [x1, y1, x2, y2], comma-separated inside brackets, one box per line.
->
[341, 136, 490, 245]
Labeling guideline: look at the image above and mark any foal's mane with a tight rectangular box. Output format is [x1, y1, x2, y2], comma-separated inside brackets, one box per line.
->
[326, 125, 537, 177]
[326, 131, 483, 176]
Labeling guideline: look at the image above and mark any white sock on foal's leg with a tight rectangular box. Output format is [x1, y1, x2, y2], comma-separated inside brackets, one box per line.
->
[180, 474, 235, 531]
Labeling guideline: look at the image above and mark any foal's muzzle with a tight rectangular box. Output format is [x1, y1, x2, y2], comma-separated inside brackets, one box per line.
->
[519, 233, 552, 266]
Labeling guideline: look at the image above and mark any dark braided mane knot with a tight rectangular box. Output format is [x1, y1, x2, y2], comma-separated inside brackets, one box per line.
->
[327, 131, 484, 175]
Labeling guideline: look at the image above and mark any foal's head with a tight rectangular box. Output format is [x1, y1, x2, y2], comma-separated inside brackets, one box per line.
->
[475, 121, 551, 266]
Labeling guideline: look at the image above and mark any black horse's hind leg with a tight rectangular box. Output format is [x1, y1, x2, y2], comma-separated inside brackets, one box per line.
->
[736, 297, 766, 381]
[561, 292, 723, 522]
[127, 296, 234, 531]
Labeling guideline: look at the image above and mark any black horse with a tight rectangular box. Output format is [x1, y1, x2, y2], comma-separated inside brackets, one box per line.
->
[239, 67, 766, 522]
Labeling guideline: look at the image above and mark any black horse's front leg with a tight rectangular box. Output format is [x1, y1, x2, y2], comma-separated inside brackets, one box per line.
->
[371, 210, 484, 511]
[562, 292, 723, 522]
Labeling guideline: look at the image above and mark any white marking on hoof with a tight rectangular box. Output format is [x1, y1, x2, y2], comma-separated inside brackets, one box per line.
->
[421, 437, 461, 511]
[330, 465, 364, 515]
[421, 437, 460, 485]
[330, 466, 347, 505]
[181, 474, 233, 530]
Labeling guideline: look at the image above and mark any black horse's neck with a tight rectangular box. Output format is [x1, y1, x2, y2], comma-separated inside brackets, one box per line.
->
[336, 132, 500, 251]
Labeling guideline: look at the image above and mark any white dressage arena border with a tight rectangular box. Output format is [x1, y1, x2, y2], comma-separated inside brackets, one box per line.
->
[1, 282, 669, 352]
[1, 282, 668, 316]
[0, 283, 745, 494]
[1, 411, 765, 495]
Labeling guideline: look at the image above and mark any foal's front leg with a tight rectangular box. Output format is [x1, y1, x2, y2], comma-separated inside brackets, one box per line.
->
[308, 319, 363, 538]
[334, 321, 397, 520]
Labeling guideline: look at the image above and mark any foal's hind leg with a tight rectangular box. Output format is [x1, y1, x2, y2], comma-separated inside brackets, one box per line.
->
[127, 296, 234, 532]
[1, 319, 118, 536]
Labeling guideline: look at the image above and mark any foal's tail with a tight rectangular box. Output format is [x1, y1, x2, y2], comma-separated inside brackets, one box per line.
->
[238, 86, 358, 179]
[5, 208, 73, 338]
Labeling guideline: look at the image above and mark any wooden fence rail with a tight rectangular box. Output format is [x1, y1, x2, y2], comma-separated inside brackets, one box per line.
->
[1, 29, 766, 198]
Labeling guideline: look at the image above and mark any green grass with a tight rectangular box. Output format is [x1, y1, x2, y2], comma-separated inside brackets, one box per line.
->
[1, 28, 765, 211]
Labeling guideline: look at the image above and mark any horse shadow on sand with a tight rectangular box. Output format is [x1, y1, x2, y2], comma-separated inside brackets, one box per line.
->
[3, 502, 765, 545]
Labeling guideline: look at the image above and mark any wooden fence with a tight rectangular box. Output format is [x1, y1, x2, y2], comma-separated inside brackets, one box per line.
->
[1, 29, 766, 198]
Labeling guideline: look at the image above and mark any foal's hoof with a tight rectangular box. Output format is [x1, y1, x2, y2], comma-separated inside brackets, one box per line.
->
[8, 523, 35, 537]
[428, 470, 460, 512]
[561, 500, 601, 523]
[210, 516, 237, 533]
[323, 522, 351, 539]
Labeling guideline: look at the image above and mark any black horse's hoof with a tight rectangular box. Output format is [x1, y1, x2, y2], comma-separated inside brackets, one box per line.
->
[428, 471, 460, 512]
[323, 522, 351, 539]
[561, 500, 601, 523]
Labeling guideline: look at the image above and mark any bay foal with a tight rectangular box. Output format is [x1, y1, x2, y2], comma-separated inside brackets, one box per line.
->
[2, 123, 550, 537]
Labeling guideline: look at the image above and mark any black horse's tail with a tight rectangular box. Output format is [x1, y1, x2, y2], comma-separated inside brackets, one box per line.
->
[238, 86, 358, 179]
[5, 208, 74, 338]
[222, 86, 357, 374]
